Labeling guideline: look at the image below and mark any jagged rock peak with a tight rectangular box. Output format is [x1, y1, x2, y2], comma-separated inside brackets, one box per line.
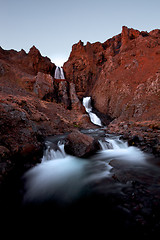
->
[121, 26, 150, 41]
[28, 45, 41, 56]
[78, 40, 84, 46]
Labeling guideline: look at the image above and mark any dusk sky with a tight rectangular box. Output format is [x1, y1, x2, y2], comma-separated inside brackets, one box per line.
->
[1, 0, 160, 66]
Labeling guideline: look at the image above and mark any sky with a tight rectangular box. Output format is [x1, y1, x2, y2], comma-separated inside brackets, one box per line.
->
[1, 0, 160, 66]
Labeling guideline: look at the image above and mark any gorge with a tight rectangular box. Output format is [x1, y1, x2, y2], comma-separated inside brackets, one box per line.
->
[0, 26, 160, 238]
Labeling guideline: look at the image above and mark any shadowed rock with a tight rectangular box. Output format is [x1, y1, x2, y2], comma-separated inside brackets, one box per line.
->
[64, 130, 100, 157]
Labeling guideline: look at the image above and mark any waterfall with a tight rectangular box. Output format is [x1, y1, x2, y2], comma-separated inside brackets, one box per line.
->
[54, 66, 65, 79]
[83, 97, 102, 126]
[98, 135, 146, 162]
[41, 141, 66, 162]
[99, 136, 128, 150]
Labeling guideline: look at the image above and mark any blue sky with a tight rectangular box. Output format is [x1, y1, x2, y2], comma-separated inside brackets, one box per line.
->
[1, 0, 160, 66]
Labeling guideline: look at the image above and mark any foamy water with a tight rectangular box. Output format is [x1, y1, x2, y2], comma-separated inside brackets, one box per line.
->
[23, 132, 149, 204]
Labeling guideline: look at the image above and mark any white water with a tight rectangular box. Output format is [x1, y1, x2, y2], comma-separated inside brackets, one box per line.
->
[23, 132, 148, 204]
[23, 141, 111, 204]
[83, 97, 102, 126]
[54, 66, 65, 79]
[23, 156, 89, 203]
[98, 135, 147, 163]
[41, 141, 66, 162]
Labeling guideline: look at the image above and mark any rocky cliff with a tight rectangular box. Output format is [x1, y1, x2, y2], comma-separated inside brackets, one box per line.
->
[64, 26, 160, 122]
[0, 46, 93, 181]
[0, 26, 160, 183]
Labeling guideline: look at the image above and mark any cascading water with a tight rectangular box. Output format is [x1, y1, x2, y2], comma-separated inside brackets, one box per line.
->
[23, 131, 148, 204]
[41, 141, 66, 162]
[21, 127, 160, 239]
[83, 97, 102, 126]
[98, 135, 146, 162]
[54, 66, 65, 79]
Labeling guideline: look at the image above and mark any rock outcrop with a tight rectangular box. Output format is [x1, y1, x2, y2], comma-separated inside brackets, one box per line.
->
[33, 72, 54, 100]
[64, 130, 100, 157]
[64, 26, 160, 122]
[0, 45, 56, 77]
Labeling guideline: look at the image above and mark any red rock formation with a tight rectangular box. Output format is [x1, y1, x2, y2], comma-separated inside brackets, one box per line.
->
[1, 27, 160, 181]
[63, 40, 104, 97]
[64, 26, 160, 122]
[0, 46, 73, 108]
[33, 72, 54, 100]
[0, 45, 56, 77]
[0, 46, 94, 181]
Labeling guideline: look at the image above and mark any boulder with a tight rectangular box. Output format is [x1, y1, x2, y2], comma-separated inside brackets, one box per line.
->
[64, 130, 100, 157]
[33, 72, 54, 100]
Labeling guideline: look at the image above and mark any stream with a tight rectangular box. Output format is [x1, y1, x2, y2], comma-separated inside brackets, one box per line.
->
[0, 97, 160, 238]
[18, 128, 160, 238]
[23, 129, 148, 204]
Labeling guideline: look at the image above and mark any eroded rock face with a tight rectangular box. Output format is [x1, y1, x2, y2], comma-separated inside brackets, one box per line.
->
[33, 72, 54, 100]
[63, 40, 104, 97]
[0, 45, 56, 76]
[64, 26, 160, 122]
[69, 82, 85, 112]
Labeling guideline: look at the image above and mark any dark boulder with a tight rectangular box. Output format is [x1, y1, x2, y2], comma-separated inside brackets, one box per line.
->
[64, 130, 100, 157]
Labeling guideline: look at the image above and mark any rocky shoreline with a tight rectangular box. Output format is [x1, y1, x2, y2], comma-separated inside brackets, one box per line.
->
[107, 120, 160, 158]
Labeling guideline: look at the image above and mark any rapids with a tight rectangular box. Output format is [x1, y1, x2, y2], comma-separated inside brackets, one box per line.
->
[1, 128, 160, 238]
[19, 97, 160, 238]
[23, 130, 149, 204]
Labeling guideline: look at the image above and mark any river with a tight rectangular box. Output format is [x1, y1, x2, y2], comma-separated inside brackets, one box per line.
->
[18, 128, 160, 238]
[0, 99, 160, 238]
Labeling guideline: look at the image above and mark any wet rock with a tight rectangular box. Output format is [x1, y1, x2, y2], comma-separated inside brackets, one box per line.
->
[107, 120, 160, 157]
[64, 130, 100, 157]
[128, 135, 142, 146]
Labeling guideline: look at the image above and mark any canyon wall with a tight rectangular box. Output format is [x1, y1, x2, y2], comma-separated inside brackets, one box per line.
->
[64, 26, 160, 122]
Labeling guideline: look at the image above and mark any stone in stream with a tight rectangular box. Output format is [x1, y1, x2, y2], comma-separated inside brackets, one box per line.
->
[64, 130, 100, 157]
